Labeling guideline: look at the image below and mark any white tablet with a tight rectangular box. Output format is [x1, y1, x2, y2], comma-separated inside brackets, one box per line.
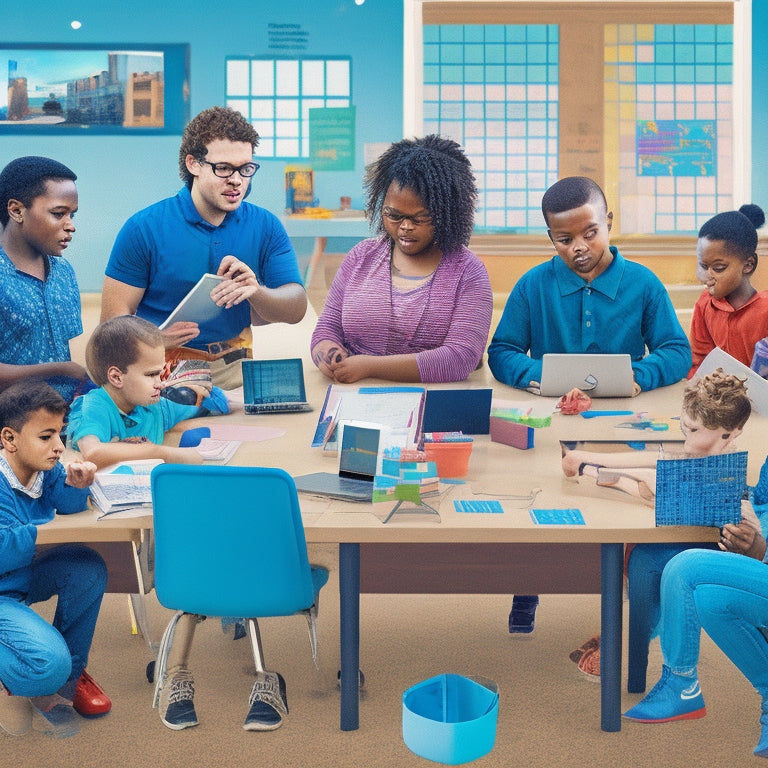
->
[158, 273, 224, 330]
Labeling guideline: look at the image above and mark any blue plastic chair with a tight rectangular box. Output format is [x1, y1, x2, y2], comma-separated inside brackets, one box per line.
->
[149, 464, 328, 711]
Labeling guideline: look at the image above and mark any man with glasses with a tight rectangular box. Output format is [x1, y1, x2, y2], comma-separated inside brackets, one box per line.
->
[101, 106, 307, 396]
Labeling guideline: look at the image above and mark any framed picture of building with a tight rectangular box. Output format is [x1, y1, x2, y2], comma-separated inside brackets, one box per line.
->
[0, 43, 189, 134]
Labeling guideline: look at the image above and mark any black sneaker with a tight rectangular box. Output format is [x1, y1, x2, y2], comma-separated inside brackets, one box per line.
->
[243, 672, 288, 731]
[508, 595, 539, 634]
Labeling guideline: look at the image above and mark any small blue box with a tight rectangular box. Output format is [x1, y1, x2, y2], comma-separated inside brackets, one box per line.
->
[402, 674, 498, 764]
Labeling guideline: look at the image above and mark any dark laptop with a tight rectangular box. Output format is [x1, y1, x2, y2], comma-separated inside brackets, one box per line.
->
[242, 358, 313, 415]
[293, 422, 381, 502]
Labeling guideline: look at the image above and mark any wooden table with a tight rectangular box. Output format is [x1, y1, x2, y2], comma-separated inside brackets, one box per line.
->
[39, 314, 764, 732]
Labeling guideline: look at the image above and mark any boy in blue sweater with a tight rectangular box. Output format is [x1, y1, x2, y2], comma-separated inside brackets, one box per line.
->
[0, 381, 107, 738]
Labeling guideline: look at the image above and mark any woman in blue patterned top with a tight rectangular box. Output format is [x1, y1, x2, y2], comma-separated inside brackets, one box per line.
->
[0, 156, 89, 402]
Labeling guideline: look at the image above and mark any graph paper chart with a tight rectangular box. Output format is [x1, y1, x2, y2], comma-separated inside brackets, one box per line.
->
[423, 24, 559, 233]
[654, 450, 746, 528]
[605, 23, 733, 234]
[423, 21, 732, 235]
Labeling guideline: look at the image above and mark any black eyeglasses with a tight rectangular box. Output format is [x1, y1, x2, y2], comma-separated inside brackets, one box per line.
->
[199, 160, 260, 178]
[382, 207, 432, 227]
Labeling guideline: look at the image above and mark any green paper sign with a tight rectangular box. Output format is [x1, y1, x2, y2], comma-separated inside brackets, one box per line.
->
[309, 106, 355, 170]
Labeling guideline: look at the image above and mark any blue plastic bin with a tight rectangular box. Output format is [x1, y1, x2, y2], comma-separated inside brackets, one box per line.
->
[402, 674, 499, 764]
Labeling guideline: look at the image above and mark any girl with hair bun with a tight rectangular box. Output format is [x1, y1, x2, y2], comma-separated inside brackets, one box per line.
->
[689, 203, 768, 376]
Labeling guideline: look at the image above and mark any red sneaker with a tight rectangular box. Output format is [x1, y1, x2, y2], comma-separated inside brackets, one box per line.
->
[72, 670, 112, 717]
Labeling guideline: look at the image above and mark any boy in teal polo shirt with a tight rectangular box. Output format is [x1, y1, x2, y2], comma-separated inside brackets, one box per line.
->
[488, 176, 691, 394]
[488, 176, 691, 633]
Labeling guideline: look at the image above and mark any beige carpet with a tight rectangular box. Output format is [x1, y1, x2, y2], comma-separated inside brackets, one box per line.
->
[2, 543, 765, 768]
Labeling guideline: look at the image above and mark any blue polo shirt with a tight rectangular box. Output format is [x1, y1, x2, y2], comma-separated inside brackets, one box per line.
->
[0, 248, 82, 403]
[487, 247, 692, 392]
[105, 187, 302, 350]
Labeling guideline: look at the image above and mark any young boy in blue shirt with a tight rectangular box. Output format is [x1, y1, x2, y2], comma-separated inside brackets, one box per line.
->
[66, 315, 228, 467]
[0, 381, 107, 738]
[488, 176, 692, 633]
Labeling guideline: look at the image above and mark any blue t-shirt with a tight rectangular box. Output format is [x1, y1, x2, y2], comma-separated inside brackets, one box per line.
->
[66, 386, 200, 449]
[487, 247, 692, 392]
[105, 187, 302, 350]
[0, 248, 83, 402]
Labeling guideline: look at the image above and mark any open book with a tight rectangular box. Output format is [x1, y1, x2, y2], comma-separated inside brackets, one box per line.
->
[90, 460, 160, 519]
[311, 385, 425, 453]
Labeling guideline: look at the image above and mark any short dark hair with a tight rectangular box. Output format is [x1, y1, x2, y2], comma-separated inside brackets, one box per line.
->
[698, 204, 765, 262]
[541, 176, 607, 227]
[178, 106, 260, 189]
[683, 368, 751, 432]
[0, 156, 77, 226]
[365, 134, 477, 252]
[86, 316, 165, 387]
[0, 380, 68, 431]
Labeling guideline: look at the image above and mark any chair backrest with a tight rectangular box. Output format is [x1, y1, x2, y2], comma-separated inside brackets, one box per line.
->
[151, 464, 316, 618]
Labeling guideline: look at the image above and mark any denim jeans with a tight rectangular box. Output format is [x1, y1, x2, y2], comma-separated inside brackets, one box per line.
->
[627, 542, 718, 688]
[658, 548, 768, 698]
[0, 544, 107, 698]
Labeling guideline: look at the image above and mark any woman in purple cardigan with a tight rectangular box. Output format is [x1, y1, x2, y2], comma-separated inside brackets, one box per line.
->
[311, 135, 492, 384]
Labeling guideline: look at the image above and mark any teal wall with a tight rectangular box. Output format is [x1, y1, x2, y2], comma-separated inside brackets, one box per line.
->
[1, 0, 403, 290]
[3, 3, 764, 289]
[753, 3, 768, 208]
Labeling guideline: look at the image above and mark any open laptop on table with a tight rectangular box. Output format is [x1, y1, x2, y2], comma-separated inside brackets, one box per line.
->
[242, 358, 313, 414]
[294, 422, 381, 502]
[540, 353, 634, 397]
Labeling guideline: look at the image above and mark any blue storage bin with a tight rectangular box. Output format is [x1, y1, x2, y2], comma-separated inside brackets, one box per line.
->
[402, 674, 499, 764]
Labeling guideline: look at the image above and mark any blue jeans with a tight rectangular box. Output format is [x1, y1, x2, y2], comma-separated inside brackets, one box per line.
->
[658, 548, 768, 698]
[627, 542, 718, 690]
[0, 544, 107, 698]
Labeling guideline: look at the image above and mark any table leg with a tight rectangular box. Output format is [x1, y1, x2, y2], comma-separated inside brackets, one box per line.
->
[339, 542, 360, 731]
[600, 543, 624, 731]
[304, 236, 328, 290]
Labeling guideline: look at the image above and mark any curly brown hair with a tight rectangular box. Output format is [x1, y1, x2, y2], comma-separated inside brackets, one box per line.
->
[683, 368, 751, 432]
[178, 106, 260, 188]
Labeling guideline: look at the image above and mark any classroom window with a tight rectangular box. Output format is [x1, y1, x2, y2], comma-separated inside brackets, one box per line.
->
[225, 56, 352, 159]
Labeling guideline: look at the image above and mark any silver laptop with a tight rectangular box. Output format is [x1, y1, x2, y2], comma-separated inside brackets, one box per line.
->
[540, 353, 634, 397]
[294, 422, 380, 502]
[242, 358, 313, 415]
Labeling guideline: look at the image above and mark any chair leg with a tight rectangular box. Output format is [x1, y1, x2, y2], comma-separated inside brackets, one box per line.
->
[247, 618, 266, 674]
[303, 605, 320, 669]
[153, 611, 185, 708]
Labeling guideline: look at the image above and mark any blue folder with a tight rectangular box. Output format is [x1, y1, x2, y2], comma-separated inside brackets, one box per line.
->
[422, 389, 493, 434]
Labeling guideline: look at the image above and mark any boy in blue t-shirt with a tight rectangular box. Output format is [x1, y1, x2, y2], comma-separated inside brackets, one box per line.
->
[0, 380, 107, 738]
[0, 156, 90, 403]
[66, 315, 228, 468]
